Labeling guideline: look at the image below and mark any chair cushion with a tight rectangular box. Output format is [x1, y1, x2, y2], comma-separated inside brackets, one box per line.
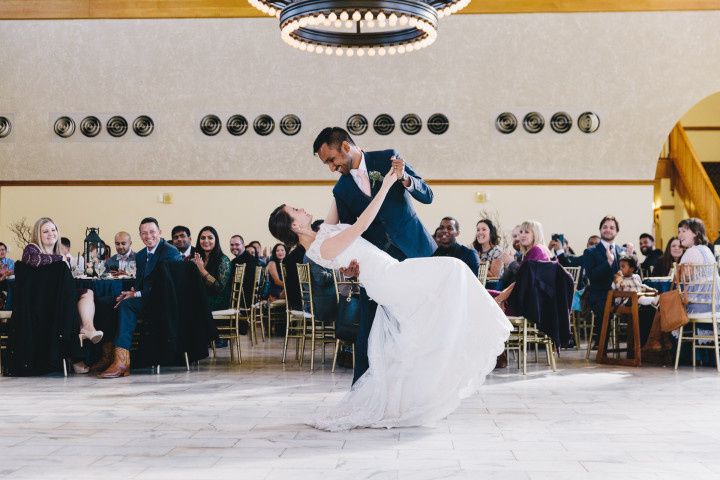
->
[290, 309, 313, 318]
[212, 309, 237, 317]
[0, 310, 10, 320]
[688, 311, 717, 321]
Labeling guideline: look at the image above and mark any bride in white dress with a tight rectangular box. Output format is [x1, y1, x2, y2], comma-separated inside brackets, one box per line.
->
[268, 168, 512, 431]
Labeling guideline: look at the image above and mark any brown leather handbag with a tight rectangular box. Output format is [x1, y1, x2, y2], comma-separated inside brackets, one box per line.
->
[658, 289, 689, 332]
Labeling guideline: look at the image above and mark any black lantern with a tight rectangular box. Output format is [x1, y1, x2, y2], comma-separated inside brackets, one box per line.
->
[83, 227, 107, 264]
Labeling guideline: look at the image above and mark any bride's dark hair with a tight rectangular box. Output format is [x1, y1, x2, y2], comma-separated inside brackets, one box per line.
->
[268, 204, 298, 246]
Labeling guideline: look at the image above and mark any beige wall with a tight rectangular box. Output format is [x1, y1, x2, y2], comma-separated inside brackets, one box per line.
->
[0, 12, 718, 181]
[682, 91, 720, 163]
[0, 184, 653, 259]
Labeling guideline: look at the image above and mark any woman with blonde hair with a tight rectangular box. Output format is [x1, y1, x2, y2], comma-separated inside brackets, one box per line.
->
[21, 217, 102, 373]
[493, 220, 553, 307]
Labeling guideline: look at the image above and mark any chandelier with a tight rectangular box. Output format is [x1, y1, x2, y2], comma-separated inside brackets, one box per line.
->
[247, 0, 471, 56]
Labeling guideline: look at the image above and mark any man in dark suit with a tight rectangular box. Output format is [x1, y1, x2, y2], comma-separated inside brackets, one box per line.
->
[171, 225, 195, 261]
[314, 127, 435, 383]
[584, 216, 624, 340]
[638, 233, 663, 275]
[433, 217, 480, 276]
[229, 234, 259, 310]
[99, 217, 182, 378]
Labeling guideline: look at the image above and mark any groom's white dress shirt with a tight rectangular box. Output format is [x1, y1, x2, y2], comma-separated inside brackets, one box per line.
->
[350, 153, 414, 193]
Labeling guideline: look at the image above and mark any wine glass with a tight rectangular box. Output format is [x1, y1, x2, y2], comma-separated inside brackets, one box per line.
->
[126, 261, 136, 278]
[95, 261, 106, 278]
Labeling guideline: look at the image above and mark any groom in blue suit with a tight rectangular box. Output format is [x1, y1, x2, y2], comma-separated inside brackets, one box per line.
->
[314, 127, 435, 383]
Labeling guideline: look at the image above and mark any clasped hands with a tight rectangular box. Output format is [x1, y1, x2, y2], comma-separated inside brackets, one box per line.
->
[340, 259, 360, 278]
[114, 288, 136, 308]
[390, 155, 410, 187]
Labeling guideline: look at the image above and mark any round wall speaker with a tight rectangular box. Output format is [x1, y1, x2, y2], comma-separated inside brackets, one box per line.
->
[0, 117, 11, 138]
[106, 116, 128, 137]
[200, 115, 222, 136]
[280, 114, 302, 136]
[400, 114, 422, 135]
[427, 113, 449, 135]
[80, 116, 102, 137]
[522, 112, 545, 134]
[54, 116, 75, 138]
[347, 114, 368, 135]
[133, 116, 154, 137]
[227, 115, 248, 136]
[495, 112, 517, 134]
[373, 114, 395, 135]
[253, 115, 275, 136]
[550, 112, 572, 134]
[577, 112, 600, 133]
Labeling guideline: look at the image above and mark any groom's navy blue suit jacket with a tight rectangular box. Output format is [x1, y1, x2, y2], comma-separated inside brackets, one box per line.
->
[332, 149, 435, 260]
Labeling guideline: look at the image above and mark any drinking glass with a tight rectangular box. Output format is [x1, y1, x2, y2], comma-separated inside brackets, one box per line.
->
[95, 261, 106, 278]
[126, 261, 136, 278]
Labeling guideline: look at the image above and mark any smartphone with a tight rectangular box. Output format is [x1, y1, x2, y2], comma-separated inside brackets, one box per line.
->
[551, 233, 565, 245]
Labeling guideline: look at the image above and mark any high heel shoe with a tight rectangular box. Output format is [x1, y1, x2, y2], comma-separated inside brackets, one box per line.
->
[73, 361, 90, 374]
[79, 329, 104, 347]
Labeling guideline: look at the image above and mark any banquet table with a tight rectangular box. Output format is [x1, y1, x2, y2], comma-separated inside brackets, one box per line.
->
[643, 277, 673, 293]
[1, 276, 134, 311]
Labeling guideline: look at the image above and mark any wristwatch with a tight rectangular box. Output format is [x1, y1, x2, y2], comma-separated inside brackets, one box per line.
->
[399, 172, 408, 183]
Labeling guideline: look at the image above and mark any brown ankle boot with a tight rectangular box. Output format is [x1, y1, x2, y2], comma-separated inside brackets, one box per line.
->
[98, 347, 130, 378]
[90, 342, 115, 373]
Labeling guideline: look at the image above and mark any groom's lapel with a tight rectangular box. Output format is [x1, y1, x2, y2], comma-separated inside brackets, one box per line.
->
[365, 155, 383, 197]
[338, 173, 371, 210]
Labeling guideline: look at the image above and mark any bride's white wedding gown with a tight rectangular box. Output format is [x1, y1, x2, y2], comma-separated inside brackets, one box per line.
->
[305, 223, 513, 431]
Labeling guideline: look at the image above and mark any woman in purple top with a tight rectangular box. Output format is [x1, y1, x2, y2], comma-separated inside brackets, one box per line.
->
[22, 217, 102, 374]
[493, 220, 552, 308]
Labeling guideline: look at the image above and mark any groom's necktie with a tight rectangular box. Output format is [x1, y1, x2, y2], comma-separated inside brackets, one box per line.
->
[357, 169, 372, 196]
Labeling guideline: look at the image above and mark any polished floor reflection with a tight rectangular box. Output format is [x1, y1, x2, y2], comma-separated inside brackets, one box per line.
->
[1, 339, 720, 480]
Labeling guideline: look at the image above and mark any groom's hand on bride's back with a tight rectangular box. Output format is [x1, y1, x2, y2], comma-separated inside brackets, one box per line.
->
[340, 259, 360, 278]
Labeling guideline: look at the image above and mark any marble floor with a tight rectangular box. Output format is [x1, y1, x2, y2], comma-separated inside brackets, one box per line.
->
[2, 339, 720, 480]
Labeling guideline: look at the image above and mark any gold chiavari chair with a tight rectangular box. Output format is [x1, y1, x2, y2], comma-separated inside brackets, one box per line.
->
[564, 266, 582, 350]
[477, 261, 489, 286]
[332, 270, 357, 373]
[279, 263, 307, 364]
[674, 263, 720, 371]
[244, 266, 266, 345]
[505, 316, 556, 375]
[297, 263, 336, 371]
[0, 310, 10, 375]
[211, 263, 245, 364]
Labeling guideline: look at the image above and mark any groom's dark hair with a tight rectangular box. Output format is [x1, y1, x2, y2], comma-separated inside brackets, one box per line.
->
[313, 127, 355, 154]
[269, 204, 299, 246]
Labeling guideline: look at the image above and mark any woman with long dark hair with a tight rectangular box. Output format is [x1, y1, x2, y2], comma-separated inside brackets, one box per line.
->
[652, 236, 684, 277]
[472, 219, 503, 277]
[191, 226, 232, 310]
[266, 243, 286, 301]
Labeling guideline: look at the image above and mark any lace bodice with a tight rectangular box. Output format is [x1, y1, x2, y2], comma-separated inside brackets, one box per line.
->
[305, 223, 399, 300]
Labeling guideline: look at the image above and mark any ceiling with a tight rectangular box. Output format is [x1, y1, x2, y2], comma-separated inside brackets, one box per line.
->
[0, 0, 718, 19]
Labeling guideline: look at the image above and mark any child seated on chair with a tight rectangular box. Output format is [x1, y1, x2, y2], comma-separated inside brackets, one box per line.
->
[612, 256, 658, 307]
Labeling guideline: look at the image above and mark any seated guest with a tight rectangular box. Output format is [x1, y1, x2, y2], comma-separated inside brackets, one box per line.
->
[229, 234, 259, 309]
[646, 218, 720, 355]
[105, 231, 136, 273]
[433, 216, 480, 276]
[433, 226, 443, 244]
[171, 225, 195, 261]
[638, 233, 663, 276]
[0, 241, 14, 279]
[497, 225, 522, 288]
[493, 220, 553, 306]
[303, 220, 338, 325]
[190, 226, 231, 311]
[248, 240, 268, 266]
[58, 237, 82, 271]
[23, 217, 103, 373]
[99, 217, 182, 378]
[472, 219, 504, 277]
[267, 243, 286, 301]
[612, 256, 658, 306]
[652, 236, 684, 277]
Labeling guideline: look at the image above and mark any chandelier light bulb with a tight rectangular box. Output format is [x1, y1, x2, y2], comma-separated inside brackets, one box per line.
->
[367, 20, 375, 28]
[399, 15, 408, 25]
[334, 20, 342, 27]
[339, 11, 349, 21]
[335, 47, 344, 56]
[352, 11, 361, 21]
[365, 11, 374, 21]
[325, 46, 333, 55]
[345, 20, 353, 28]
[388, 13, 398, 26]
[388, 46, 397, 55]
[357, 48, 365, 56]
[346, 47, 354, 56]
[378, 47, 386, 56]
[397, 45, 406, 54]
[368, 48, 376, 56]
[328, 12, 337, 21]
